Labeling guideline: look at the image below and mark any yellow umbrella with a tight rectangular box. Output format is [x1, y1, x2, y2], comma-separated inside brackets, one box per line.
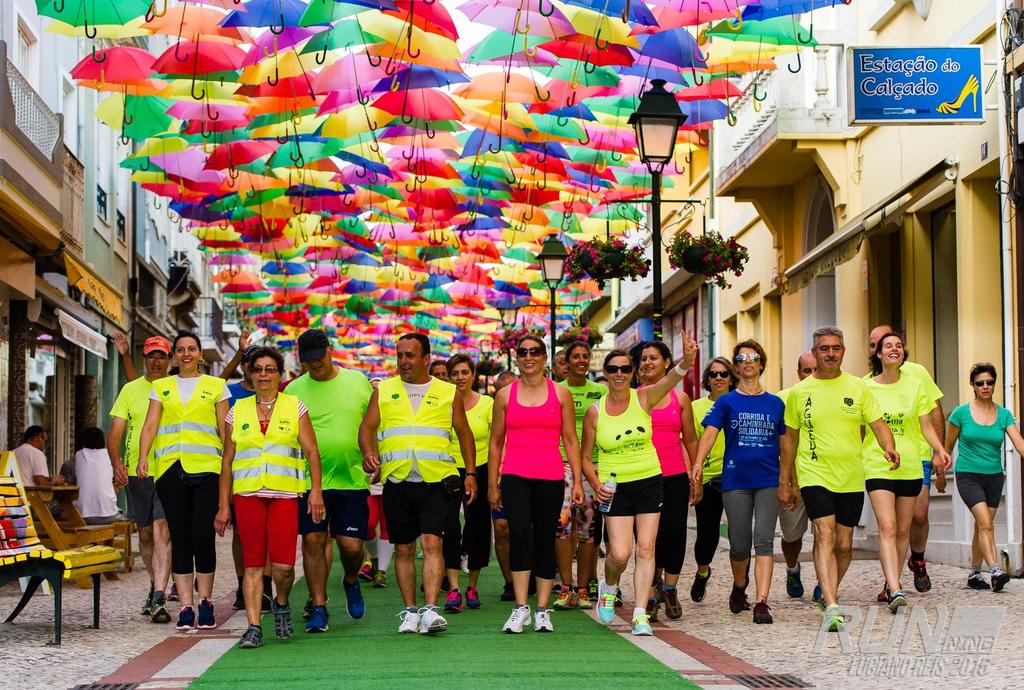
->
[46, 17, 148, 38]
[359, 13, 463, 60]
[556, 2, 639, 48]
[321, 107, 390, 139]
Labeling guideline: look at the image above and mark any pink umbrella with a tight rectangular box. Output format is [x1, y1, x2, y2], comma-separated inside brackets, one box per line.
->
[459, 1, 576, 39]
[151, 148, 224, 184]
[242, 27, 319, 67]
[167, 100, 248, 122]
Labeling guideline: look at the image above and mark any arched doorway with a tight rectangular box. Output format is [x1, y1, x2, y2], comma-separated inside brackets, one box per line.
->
[802, 175, 837, 346]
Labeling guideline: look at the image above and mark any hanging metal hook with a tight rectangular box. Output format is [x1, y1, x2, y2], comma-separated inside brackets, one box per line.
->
[91, 44, 107, 63]
[538, 0, 555, 17]
[593, 30, 609, 51]
[788, 53, 803, 74]
[269, 12, 286, 35]
[797, 19, 814, 45]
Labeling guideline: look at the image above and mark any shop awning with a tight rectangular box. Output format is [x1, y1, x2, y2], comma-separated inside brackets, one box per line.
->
[57, 309, 107, 359]
[63, 253, 123, 325]
[783, 221, 865, 295]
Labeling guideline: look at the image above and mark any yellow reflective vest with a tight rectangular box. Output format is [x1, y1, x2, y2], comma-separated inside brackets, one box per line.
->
[377, 376, 458, 483]
[230, 394, 306, 494]
[152, 375, 225, 480]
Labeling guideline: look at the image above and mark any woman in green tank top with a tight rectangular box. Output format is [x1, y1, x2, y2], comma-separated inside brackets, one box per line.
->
[581, 337, 698, 637]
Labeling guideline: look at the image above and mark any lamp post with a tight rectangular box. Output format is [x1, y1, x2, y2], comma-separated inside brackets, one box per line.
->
[629, 78, 687, 342]
[537, 235, 568, 359]
[498, 305, 520, 369]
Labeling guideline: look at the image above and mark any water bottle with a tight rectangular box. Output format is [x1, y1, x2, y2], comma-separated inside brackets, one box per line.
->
[598, 473, 618, 514]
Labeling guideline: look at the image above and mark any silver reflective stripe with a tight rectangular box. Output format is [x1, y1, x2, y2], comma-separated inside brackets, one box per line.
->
[176, 443, 220, 456]
[236, 445, 301, 461]
[264, 444, 302, 459]
[380, 449, 454, 464]
[377, 426, 451, 441]
[232, 464, 305, 482]
[159, 421, 217, 435]
[182, 421, 218, 435]
[154, 444, 181, 459]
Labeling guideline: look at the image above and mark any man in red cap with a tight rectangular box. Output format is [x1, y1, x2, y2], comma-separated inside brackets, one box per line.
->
[108, 335, 174, 624]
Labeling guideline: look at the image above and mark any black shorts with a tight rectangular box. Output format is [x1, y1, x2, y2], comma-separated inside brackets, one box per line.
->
[298, 489, 369, 539]
[126, 477, 165, 528]
[865, 478, 923, 498]
[382, 480, 453, 545]
[956, 472, 1004, 509]
[605, 475, 664, 517]
[800, 486, 865, 528]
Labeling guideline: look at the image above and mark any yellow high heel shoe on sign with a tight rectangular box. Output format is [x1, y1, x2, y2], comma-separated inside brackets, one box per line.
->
[937, 74, 979, 115]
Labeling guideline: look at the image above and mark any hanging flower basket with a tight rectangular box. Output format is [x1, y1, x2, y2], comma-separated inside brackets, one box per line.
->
[667, 231, 750, 289]
[476, 358, 504, 377]
[565, 237, 651, 289]
[556, 325, 602, 349]
[496, 327, 546, 354]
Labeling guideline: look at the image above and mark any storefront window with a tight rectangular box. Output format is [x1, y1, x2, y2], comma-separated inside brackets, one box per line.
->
[803, 175, 837, 345]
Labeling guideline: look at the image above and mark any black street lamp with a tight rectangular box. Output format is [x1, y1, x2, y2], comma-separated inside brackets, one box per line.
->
[629, 78, 687, 341]
[537, 235, 568, 359]
[498, 305, 520, 369]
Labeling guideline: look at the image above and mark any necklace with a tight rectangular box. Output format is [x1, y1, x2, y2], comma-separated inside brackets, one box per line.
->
[737, 384, 764, 396]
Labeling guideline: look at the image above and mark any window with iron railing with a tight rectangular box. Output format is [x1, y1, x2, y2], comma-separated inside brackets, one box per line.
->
[96, 185, 108, 223]
[116, 210, 127, 243]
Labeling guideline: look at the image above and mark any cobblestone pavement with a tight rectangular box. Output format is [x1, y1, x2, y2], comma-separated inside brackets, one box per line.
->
[612, 528, 1022, 690]
[5, 526, 1021, 690]
[0, 535, 240, 690]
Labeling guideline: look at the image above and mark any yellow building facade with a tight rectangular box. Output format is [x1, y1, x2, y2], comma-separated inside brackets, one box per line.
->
[605, 1, 1020, 567]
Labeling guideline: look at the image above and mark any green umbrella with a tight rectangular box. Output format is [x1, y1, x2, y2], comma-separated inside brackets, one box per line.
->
[36, 0, 149, 30]
[301, 20, 383, 54]
[706, 17, 817, 47]
[466, 30, 549, 63]
[542, 63, 620, 87]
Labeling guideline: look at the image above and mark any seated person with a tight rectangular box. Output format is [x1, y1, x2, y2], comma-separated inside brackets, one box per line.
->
[73, 427, 125, 525]
[14, 425, 65, 487]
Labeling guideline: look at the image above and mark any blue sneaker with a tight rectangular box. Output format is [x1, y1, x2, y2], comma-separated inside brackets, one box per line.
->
[176, 606, 195, 630]
[812, 584, 824, 610]
[597, 582, 617, 625]
[306, 605, 329, 633]
[343, 578, 365, 619]
[197, 599, 216, 629]
[631, 613, 653, 636]
[786, 566, 804, 598]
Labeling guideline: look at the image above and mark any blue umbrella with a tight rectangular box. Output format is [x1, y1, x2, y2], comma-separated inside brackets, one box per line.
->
[222, 0, 310, 29]
[637, 29, 708, 70]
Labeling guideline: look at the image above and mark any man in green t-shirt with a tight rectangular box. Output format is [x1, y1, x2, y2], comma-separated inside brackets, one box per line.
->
[867, 324, 944, 593]
[554, 341, 606, 610]
[780, 327, 897, 632]
[108, 335, 172, 623]
[285, 329, 374, 633]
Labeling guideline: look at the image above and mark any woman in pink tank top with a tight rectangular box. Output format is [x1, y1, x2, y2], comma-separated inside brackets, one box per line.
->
[637, 341, 699, 621]
[488, 335, 582, 634]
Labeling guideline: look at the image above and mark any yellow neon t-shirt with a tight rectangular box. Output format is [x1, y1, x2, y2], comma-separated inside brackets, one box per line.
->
[784, 373, 882, 493]
[693, 396, 724, 482]
[864, 360, 942, 461]
[862, 375, 934, 480]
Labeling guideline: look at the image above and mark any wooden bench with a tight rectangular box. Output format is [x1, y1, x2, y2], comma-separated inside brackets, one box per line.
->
[23, 485, 119, 588]
[0, 458, 120, 645]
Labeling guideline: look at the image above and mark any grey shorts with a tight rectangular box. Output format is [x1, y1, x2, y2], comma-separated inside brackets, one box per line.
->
[127, 476, 166, 528]
[779, 500, 809, 543]
[956, 472, 1004, 509]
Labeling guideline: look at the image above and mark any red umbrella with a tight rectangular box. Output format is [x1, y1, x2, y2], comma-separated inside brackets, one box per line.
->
[372, 89, 463, 122]
[152, 41, 246, 76]
[71, 46, 155, 82]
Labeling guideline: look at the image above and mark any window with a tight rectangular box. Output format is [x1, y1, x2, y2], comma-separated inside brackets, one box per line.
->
[116, 210, 127, 243]
[62, 77, 79, 155]
[15, 25, 35, 83]
[96, 124, 112, 224]
[96, 185, 108, 222]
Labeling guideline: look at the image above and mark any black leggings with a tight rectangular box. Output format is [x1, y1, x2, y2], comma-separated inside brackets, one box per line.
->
[443, 464, 493, 572]
[501, 474, 563, 580]
[656, 473, 690, 575]
[693, 479, 724, 568]
[156, 462, 219, 575]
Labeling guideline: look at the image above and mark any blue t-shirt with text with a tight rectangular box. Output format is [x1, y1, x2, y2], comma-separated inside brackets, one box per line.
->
[227, 382, 255, 407]
[702, 391, 786, 491]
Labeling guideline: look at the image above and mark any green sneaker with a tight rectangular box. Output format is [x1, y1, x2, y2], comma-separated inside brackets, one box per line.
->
[825, 605, 844, 633]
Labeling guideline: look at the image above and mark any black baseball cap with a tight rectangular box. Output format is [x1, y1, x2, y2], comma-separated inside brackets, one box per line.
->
[298, 329, 331, 362]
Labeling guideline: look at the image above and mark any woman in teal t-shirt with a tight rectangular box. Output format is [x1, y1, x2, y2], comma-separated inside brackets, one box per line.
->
[945, 363, 1024, 592]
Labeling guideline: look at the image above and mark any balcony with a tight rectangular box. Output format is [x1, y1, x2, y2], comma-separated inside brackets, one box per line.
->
[0, 41, 64, 251]
[716, 45, 851, 196]
[60, 149, 84, 257]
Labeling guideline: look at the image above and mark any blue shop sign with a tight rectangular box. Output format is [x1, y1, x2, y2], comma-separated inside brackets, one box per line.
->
[848, 46, 984, 125]
[615, 318, 653, 350]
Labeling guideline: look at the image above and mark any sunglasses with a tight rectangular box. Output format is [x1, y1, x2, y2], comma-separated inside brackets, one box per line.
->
[516, 346, 545, 358]
[251, 366, 279, 374]
[604, 364, 634, 374]
[734, 353, 762, 364]
[973, 379, 996, 387]
[708, 371, 731, 379]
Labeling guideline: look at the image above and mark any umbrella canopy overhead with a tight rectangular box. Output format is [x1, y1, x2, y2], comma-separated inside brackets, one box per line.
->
[50, 0, 847, 372]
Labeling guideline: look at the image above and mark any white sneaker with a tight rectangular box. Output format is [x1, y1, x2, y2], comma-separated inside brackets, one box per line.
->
[397, 608, 420, 634]
[418, 607, 448, 634]
[534, 608, 554, 633]
[502, 605, 532, 634]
